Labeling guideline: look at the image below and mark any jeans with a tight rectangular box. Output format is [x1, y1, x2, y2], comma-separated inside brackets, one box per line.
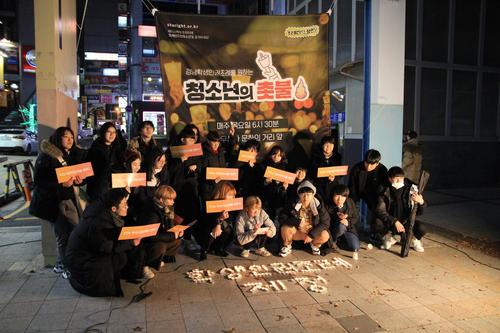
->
[333, 223, 360, 251]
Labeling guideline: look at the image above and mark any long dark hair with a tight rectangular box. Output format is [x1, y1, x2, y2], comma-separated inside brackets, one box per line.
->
[49, 127, 75, 152]
[98, 122, 117, 141]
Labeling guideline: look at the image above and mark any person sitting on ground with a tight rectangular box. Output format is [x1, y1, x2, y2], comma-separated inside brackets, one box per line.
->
[374, 166, 426, 252]
[195, 181, 239, 261]
[65, 189, 141, 297]
[137, 185, 183, 279]
[279, 181, 330, 257]
[235, 196, 276, 258]
[327, 184, 360, 260]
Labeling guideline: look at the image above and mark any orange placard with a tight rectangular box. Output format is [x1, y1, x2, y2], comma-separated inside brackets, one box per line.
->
[317, 165, 349, 178]
[264, 166, 297, 184]
[206, 167, 239, 181]
[56, 162, 94, 183]
[169, 143, 203, 158]
[237, 150, 257, 163]
[206, 197, 244, 213]
[111, 173, 147, 188]
[118, 223, 160, 240]
[167, 224, 191, 233]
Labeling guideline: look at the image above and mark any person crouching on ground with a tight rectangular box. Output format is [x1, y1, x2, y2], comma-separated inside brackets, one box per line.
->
[137, 185, 182, 279]
[374, 166, 426, 252]
[279, 181, 330, 257]
[65, 189, 141, 297]
[328, 184, 360, 260]
[235, 196, 276, 258]
[195, 181, 238, 261]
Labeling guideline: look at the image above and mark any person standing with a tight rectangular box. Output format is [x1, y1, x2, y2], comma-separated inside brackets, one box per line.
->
[402, 130, 423, 184]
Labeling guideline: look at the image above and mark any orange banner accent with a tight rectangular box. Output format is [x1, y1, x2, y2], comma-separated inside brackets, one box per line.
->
[111, 173, 147, 188]
[316, 165, 349, 178]
[206, 167, 239, 181]
[167, 224, 191, 233]
[169, 143, 203, 158]
[237, 150, 257, 163]
[206, 197, 244, 213]
[118, 223, 160, 240]
[55, 162, 94, 183]
[264, 166, 297, 184]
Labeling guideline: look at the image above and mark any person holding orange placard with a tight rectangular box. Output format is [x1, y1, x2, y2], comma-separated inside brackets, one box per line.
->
[137, 185, 182, 279]
[129, 121, 163, 179]
[233, 139, 263, 198]
[195, 181, 239, 261]
[200, 131, 227, 200]
[30, 127, 87, 278]
[261, 145, 289, 221]
[310, 135, 342, 204]
[65, 189, 142, 297]
[86, 122, 124, 201]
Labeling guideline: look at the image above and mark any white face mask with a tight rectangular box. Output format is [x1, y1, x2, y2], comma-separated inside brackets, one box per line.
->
[391, 181, 405, 190]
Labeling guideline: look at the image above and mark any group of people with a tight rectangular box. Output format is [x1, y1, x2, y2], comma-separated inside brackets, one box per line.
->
[29, 120, 426, 297]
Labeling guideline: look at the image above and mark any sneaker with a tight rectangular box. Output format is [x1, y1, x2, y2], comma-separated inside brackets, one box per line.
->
[310, 244, 321, 256]
[143, 266, 155, 279]
[61, 270, 70, 279]
[160, 261, 165, 268]
[53, 264, 65, 274]
[255, 247, 271, 257]
[279, 245, 292, 257]
[352, 251, 359, 260]
[240, 249, 250, 258]
[381, 234, 397, 250]
[411, 238, 425, 252]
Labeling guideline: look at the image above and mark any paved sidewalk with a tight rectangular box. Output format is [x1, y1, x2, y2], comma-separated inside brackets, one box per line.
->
[1, 225, 499, 333]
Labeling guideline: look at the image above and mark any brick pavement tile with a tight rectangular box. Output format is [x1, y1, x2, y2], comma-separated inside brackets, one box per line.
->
[45, 279, 81, 300]
[37, 298, 78, 314]
[277, 290, 317, 307]
[183, 314, 225, 333]
[0, 300, 42, 318]
[369, 310, 418, 331]
[482, 315, 500, 328]
[26, 312, 72, 332]
[247, 294, 286, 310]
[219, 310, 266, 333]
[349, 272, 396, 293]
[75, 297, 111, 312]
[266, 323, 306, 333]
[289, 303, 342, 326]
[10, 276, 57, 303]
[145, 300, 183, 322]
[320, 300, 363, 318]
[415, 321, 466, 333]
[1, 316, 33, 333]
[255, 307, 299, 328]
[0, 278, 27, 303]
[381, 292, 422, 309]
[336, 314, 384, 333]
[215, 300, 255, 315]
[108, 302, 146, 324]
[147, 319, 187, 333]
[67, 310, 110, 330]
[427, 302, 476, 321]
[397, 306, 447, 326]
[106, 321, 147, 333]
[181, 300, 219, 318]
[454, 317, 500, 333]
[303, 322, 348, 333]
[350, 296, 395, 315]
